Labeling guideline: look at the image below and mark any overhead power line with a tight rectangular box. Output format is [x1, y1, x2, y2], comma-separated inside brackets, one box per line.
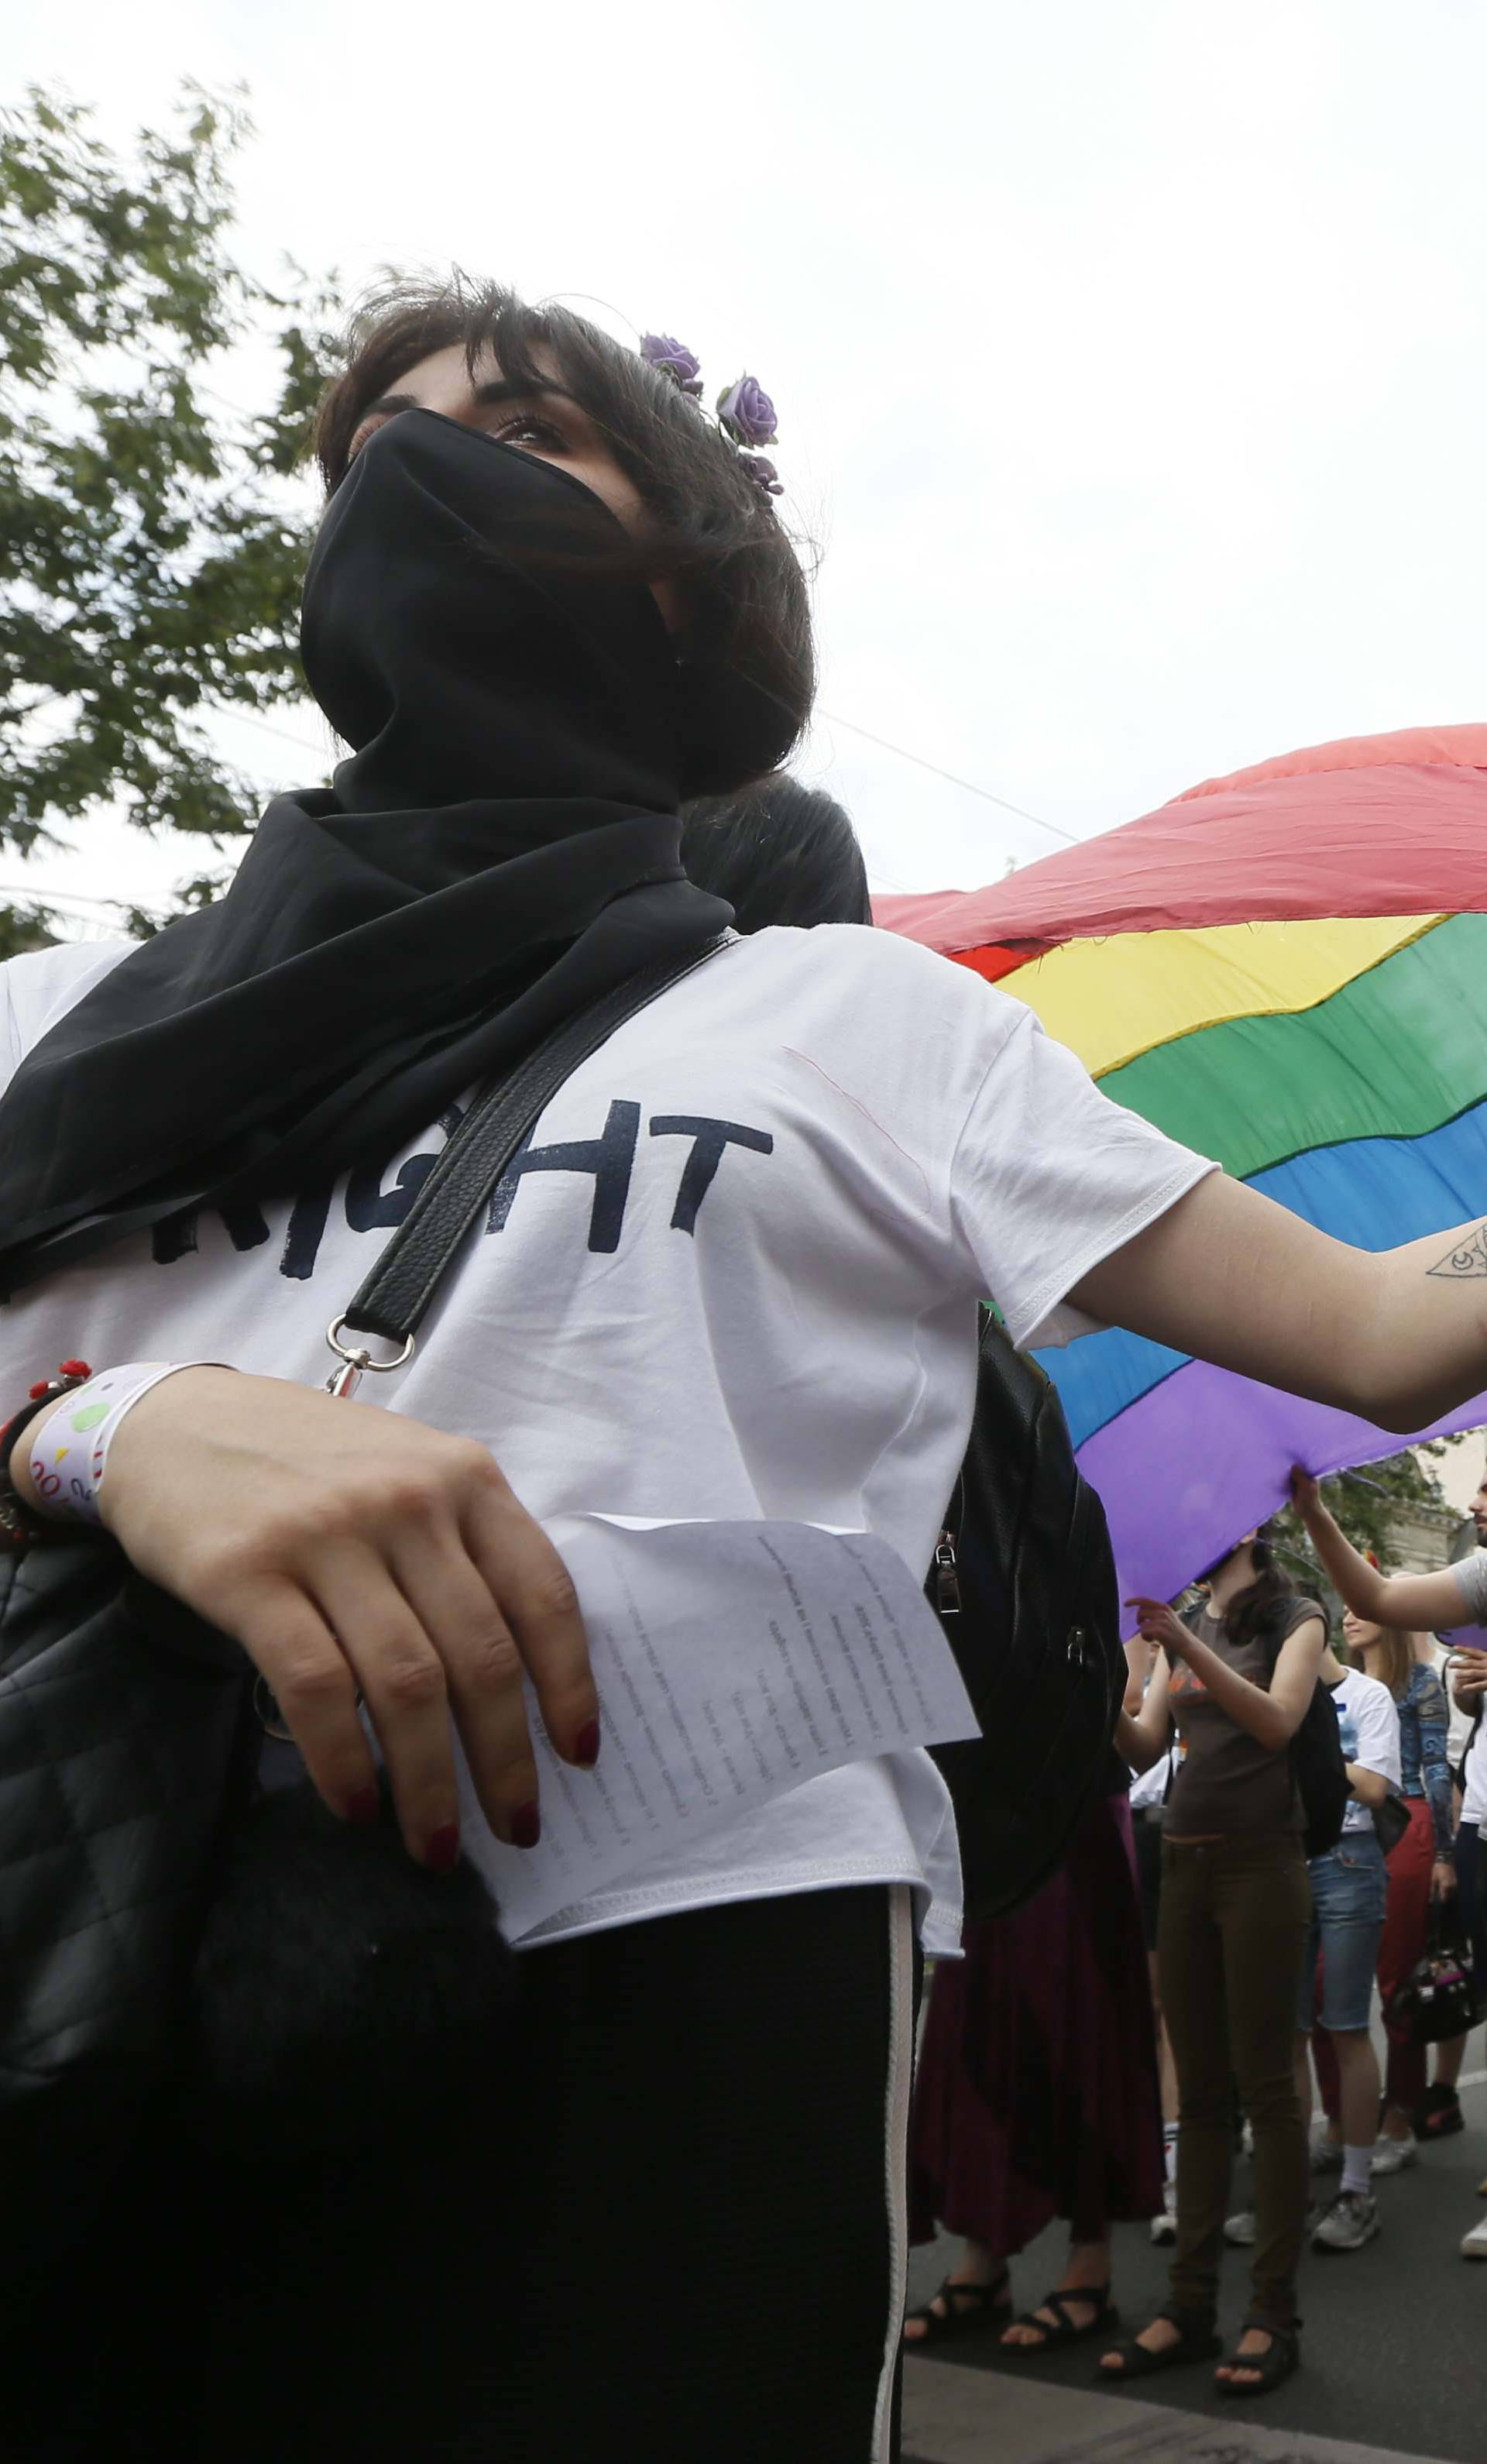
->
[231, 700, 1077, 846]
[0, 881, 170, 924]
[225, 709, 333, 758]
[6, 704, 1075, 917]
[815, 710, 1078, 844]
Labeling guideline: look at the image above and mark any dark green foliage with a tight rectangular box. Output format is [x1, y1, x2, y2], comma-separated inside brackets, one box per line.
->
[0, 84, 341, 942]
[0, 900, 57, 957]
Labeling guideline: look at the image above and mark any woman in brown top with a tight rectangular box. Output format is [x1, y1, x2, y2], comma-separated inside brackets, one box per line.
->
[1104, 1529, 1325, 2397]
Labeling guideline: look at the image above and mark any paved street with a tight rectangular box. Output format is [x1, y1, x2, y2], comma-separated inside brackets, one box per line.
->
[903, 2050, 1485, 2464]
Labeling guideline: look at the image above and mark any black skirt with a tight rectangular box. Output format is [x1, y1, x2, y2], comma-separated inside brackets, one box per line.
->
[4, 1882, 916, 2463]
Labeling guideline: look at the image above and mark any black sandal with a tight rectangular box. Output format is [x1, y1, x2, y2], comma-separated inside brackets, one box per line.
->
[1002, 2285, 1118, 2352]
[1099, 2309, 1221, 2380]
[1215, 2317, 1302, 2398]
[902, 2271, 1012, 2346]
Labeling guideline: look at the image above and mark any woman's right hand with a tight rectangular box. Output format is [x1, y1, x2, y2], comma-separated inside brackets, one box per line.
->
[23, 1366, 596, 1868]
[1125, 1596, 1193, 1658]
[1289, 1466, 1321, 1518]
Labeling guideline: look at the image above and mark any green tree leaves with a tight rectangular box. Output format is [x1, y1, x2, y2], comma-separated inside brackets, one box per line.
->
[0, 83, 341, 942]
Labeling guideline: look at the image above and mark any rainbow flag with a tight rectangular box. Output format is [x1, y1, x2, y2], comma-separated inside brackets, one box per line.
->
[876, 724, 1487, 1617]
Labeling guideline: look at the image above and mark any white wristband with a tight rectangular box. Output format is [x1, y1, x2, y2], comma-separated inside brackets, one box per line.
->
[27, 1361, 227, 1525]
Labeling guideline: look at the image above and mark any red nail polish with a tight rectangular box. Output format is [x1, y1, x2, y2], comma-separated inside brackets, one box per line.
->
[425, 1822, 461, 1872]
[511, 1801, 541, 1851]
[573, 1718, 601, 1769]
[347, 1785, 382, 1827]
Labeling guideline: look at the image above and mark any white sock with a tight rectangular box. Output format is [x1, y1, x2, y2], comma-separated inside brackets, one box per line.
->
[1341, 2146, 1372, 2198]
[1164, 2126, 1179, 2184]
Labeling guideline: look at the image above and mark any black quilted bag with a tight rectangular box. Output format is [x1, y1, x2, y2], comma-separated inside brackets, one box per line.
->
[925, 1311, 1125, 1920]
[0, 1548, 259, 2284]
[1386, 1897, 1483, 2046]
[0, 938, 729, 2291]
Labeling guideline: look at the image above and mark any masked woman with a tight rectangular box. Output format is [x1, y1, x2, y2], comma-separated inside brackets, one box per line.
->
[7, 282, 1487, 2463]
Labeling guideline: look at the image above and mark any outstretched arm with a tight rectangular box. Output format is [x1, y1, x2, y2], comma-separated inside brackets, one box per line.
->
[1289, 1472, 1475, 1631]
[1071, 1173, 1487, 1435]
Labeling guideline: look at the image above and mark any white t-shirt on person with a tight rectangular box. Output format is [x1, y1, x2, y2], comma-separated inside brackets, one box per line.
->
[1448, 1549, 1487, 1827]
[1327, 1665, 1402, 1836]
[0, 924, 1216, 1953]
[1128, 1747, 1175, 1811]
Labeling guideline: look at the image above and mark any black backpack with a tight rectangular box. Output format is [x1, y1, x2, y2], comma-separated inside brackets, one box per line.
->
[923, 1312, 1125, 1920]
[1264, 1611, 1348, 1861]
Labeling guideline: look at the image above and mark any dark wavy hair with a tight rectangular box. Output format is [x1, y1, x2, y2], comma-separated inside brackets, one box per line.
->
[311, 277, 816, 797]
[682, 775, 871, 931]
[1204, 1523, 1299, 1656]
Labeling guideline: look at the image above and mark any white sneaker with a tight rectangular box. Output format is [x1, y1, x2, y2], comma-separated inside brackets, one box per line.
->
[1309, 2136, 1344, 2174]
[1371, 2131, 1418, 2176]
[1151, 2180, 1176, 2245]
[1226, 2202, 1319, 2247]
[1313, 2191, 1381, 2252]
[1461, 2213, 1487, 2260]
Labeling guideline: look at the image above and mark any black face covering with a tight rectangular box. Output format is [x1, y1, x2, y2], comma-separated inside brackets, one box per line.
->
[0, 413, 730, 1292]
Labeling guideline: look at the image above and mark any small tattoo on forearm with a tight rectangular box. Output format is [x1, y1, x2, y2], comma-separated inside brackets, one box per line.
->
[1427, 1224, 1487, 1280]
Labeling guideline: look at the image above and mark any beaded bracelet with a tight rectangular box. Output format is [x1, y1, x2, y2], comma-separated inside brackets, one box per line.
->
[0, 1359, 94, 1552]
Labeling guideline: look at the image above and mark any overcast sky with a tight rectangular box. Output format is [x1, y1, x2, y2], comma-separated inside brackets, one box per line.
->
[9, 0, 1487, 928]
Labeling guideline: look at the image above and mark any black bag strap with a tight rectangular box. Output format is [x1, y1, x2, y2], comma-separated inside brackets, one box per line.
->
[336, 933, 735, 1347]
[1452, 1683, 1484, 1794]
[1426, 1892, 1466, 1961]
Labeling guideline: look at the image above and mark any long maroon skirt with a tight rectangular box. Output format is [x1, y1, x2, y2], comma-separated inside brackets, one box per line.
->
[909, 1789, 1163, 2253]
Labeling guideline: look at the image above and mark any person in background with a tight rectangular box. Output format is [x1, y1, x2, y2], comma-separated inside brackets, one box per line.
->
[1415, 1463, 1487, 2146]
[1125, 1629, 1181, 2245]
[1303, 1603, 1454, 2172]
[1105, 1532, 1325, 2399]
[1291, 1471, 1487, 2261]
[1449, 1639, 1487, 2257]
[902, 1771, 1164, 2358]
[681, 775, 869, 930]
[1286, 1627, 1399, 2252]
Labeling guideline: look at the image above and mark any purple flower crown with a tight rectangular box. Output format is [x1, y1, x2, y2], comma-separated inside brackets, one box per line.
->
[640, 332, 784, 498]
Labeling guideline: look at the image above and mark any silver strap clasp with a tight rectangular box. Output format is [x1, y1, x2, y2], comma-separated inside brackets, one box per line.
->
[324, 1317, 417, 1401]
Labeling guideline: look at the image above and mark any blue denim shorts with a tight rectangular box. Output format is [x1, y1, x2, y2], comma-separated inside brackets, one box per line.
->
[1299, 1832, 1389, 2033]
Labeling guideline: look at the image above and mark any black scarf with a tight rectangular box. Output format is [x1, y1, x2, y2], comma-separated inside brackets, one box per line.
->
[0, 413, 730, 1293]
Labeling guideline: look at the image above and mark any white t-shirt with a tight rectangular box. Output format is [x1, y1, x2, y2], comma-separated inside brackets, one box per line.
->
[1462, 1713, 1487, 1831]
[1128, 1747, 1174, 1812]
[0, 925, 1214, 1952]
[1327, 1665, 1402, 1835]
[1448, 1550, 1487, 1827]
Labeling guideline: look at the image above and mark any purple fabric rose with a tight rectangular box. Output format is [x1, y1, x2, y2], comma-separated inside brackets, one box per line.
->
[716, 375, 778, 447]
[739, 454, 784, 498]
[640, 333, 703, 396]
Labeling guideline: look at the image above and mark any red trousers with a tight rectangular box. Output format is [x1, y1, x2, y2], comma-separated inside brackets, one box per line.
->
[1314, 1796, 1436, 2119]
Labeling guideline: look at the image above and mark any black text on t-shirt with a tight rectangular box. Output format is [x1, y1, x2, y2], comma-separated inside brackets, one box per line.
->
[151, 1100, 776, 1283]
